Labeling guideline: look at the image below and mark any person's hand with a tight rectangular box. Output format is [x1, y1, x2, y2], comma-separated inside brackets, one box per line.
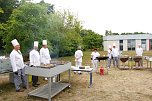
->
[14, 71, 18, 75]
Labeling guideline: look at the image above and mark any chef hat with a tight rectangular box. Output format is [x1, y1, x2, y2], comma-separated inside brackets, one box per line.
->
[113, 43, 116, 46]
[34, 41, 38, 47]
[43, 40, 47, 45]
[108, 45, 112, 48]
[11, 39, 19, 47]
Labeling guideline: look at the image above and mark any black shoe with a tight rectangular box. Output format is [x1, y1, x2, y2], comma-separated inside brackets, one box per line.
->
[23, 86, 27, 89]
[32, 84, 38, 87]
[16, 89, 24, 92]
[36, 83, 40, 85]
[78, 73, 82, 75]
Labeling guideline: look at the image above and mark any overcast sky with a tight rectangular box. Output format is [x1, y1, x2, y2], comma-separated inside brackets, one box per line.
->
[33, 0, 152, 35]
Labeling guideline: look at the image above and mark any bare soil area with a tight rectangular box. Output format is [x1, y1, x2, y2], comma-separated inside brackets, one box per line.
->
[53, 68, 152, 101]
[0, 67, 152, 101]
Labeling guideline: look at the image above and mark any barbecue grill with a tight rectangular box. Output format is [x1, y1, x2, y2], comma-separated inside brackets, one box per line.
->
[96, 56, 108, 62]
[132, 56, 142, 69]
[96, 56, 109, 74]
[119, 55, 129, 70]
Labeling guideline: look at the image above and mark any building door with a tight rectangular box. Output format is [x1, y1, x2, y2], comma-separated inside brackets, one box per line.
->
[119, 40, 123, 51]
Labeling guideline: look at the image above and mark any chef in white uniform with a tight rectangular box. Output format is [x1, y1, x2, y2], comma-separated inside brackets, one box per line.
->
[40, 40, 51, 80]
[40, 40, 51, 65]
[136, 44, 143, 67]
[91, 48, 100, 72]
[107, 45, 112, 69]
[136, 44, 143, 56]
[29, 41, 40, 87]
[111, 43, 119, 68]
[74, 46, 83, 74]
[10, 39, 27, 92]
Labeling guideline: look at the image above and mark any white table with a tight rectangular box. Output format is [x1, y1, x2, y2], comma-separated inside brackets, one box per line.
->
[71, 66, 93, 87]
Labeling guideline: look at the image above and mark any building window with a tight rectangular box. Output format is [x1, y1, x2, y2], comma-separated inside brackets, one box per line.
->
[127, 39, 135, 50]
[150, 39, 152, 50]
[141, 39, 146, 50]
[119, 40, 123, 51]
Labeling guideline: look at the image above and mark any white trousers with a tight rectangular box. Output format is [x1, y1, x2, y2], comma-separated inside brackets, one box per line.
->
[75, 61, 82, 73]
[92, 60, 99, 72]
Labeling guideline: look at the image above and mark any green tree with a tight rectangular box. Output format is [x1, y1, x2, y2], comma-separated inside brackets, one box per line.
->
[2, 3, 83, 57]
[58, 11, 83, 56]
[0, 0, 20, 52]
[113, 33, 119, 35]
[81, 29, 103, 50]
[0, 8, 4, 13]
[0, 23, 5, 51]
[121, 32, 146, 35]
[0, 0, 20, 23]
[3, 3, 50, 54]
[59, 30, 82, 56]
[134, 32, 146, 34]
[105, 30, 112, 36]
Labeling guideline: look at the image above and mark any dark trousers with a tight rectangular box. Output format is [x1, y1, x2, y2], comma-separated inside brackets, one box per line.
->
[32, 75, 38, 85]
[113, 57, 119, 67]
[14, 68, 27, 90]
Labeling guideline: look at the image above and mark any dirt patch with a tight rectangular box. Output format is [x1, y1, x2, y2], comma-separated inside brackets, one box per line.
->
[0, 74, 9, 84]
[1, 66, 152, 101]
[52, 68, 152, 101]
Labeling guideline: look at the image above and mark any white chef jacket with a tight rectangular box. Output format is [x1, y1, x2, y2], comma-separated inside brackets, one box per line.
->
[112, 48, 119, 57]
[10, 49, 24, 72]
[29, 49, 40, 66]
[136, 47, 143, 56]
[91, 51, 100, 60]
[75, 50, 83, 62]
[107, 49, 112, 59]
[40, 47, 51, 64]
